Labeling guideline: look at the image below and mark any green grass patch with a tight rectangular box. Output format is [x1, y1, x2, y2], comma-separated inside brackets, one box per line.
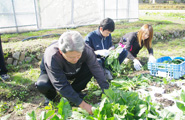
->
[2, 29, 52, 39]
[145, 12, 185, 19]
[1, 15, 184, 45]
[12, 68, 40, 85]
[138, 38, 185, 59]
[139, 4, 185, 10]
[0, 101, 10, 117]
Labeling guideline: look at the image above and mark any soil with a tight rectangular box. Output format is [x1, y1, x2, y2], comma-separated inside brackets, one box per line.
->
[145, 80, 184, 109]
[0, 80, 102, 120]
[155, 98, 175, 107]
[149, 82, 162, 87]
[1, 71, 185, 120]
[163, 84, 181, 94]
[0, 82, 45, 120]
[154, 93, 162, 97]
[128, 70, 150, 78]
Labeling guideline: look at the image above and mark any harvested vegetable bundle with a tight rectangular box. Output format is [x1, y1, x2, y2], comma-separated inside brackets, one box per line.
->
[163, 59, 184, 64]
[104, 49, 121, 75]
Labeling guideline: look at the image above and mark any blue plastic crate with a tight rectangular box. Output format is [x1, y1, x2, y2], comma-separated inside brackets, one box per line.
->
[148, 56, 185, 79]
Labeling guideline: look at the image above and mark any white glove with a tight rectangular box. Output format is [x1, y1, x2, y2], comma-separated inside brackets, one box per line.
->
[133, 59, 142, 71]
[123, 58, 130, 64]
[95, 49, 110, 57]
[148, 55, 156, 63]
[116, 43, 125, 54]
[116, 46, 124, 54]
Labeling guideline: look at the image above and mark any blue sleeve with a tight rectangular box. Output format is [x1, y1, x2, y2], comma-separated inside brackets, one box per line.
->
[109, 35, 113, 48]
[85, 34, 93, 49]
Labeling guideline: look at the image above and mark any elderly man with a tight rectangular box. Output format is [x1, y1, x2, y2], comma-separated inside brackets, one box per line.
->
[36, 31, 109, 114]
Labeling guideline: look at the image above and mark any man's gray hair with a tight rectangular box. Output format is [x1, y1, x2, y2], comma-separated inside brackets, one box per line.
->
[58, 31, 85, 53]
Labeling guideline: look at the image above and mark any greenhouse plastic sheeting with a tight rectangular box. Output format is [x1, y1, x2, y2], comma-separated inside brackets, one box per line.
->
[0, 0, 138, 33]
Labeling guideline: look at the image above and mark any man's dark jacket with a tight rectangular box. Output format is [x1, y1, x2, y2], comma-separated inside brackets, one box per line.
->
[40, 41, 109, 105]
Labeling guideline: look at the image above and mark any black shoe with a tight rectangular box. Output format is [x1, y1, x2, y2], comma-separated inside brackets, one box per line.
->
[0, 74, 10, 81]
[104, 69, 113, 81]
[44, 98, 51, 106]
[77, 92, 87, 99]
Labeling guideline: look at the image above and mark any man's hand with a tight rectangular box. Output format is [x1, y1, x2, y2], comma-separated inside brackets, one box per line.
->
[94, 49, 110, 57]
[79, 100, 92, 114]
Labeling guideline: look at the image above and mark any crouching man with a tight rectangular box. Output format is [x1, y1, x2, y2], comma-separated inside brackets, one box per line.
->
[35, 31, 109, 114]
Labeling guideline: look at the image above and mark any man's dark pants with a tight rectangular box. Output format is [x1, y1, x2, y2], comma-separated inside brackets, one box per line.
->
[0, 34, 8, 75]
[36, 63, 92, 100]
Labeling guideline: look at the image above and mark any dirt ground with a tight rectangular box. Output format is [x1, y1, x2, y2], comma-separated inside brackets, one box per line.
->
[1, 68, 185, 120]
[0, 83, 44, 120]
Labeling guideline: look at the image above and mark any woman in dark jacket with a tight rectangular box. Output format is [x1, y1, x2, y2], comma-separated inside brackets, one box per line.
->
[120, 24, 156, 70]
